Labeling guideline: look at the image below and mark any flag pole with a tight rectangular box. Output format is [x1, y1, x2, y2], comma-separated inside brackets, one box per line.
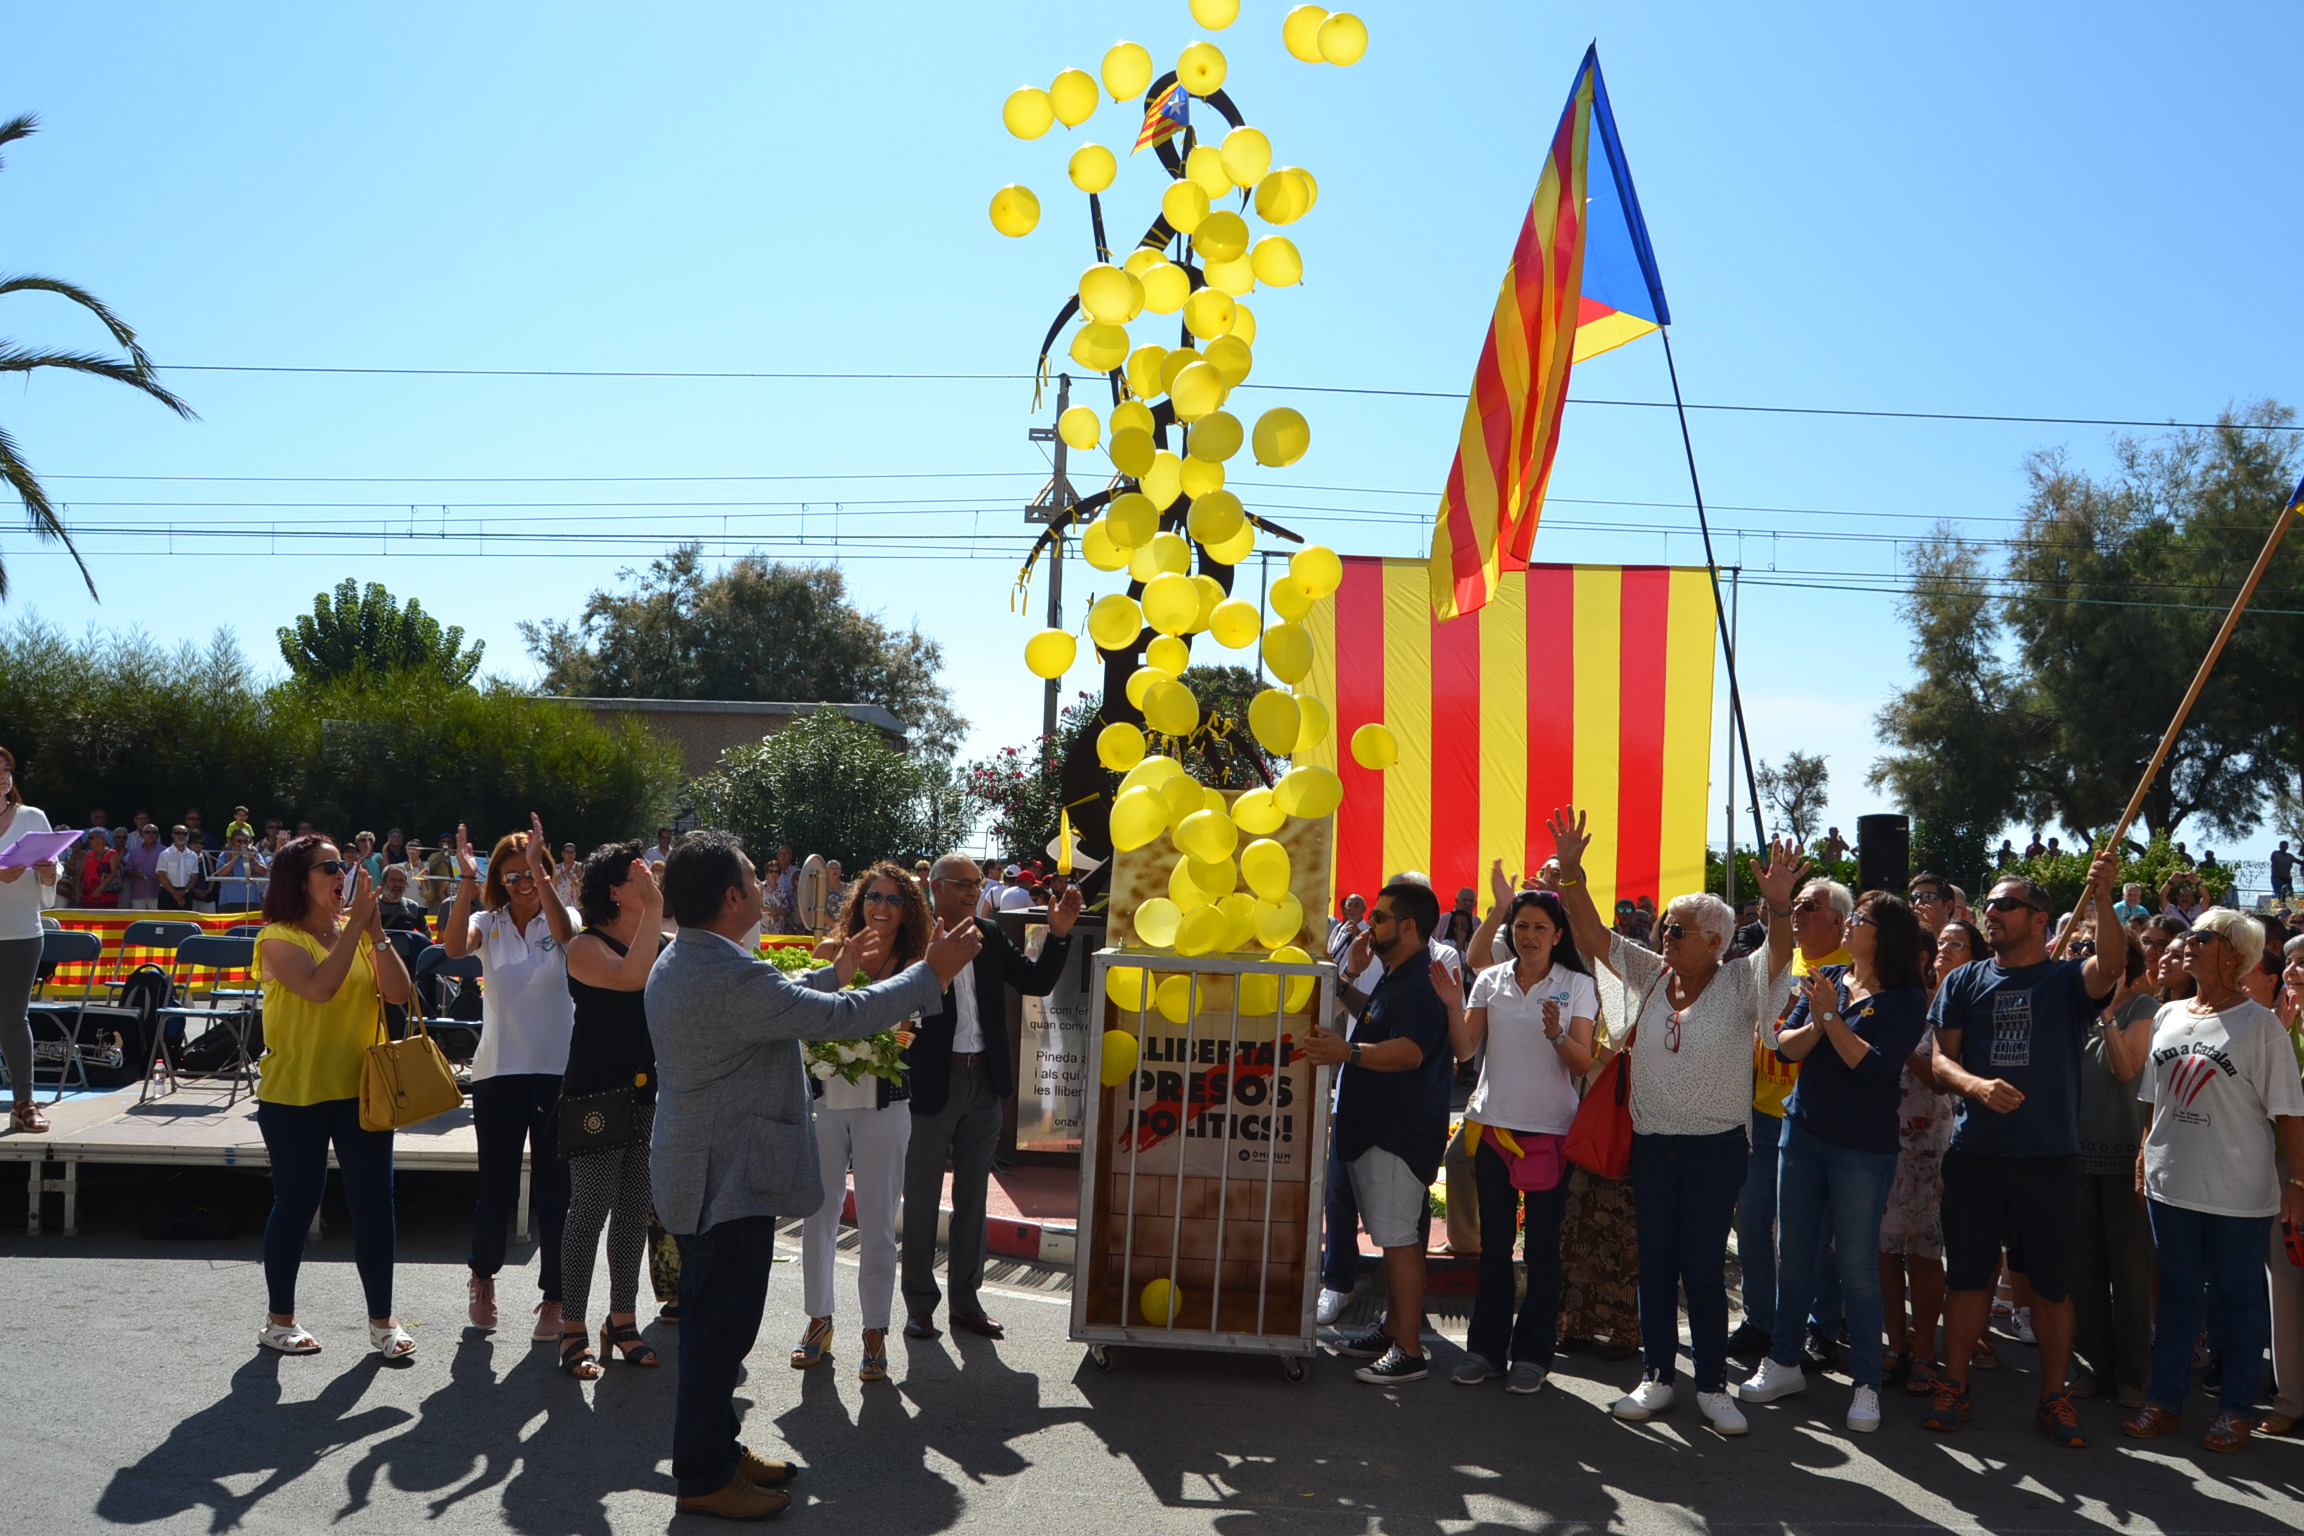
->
[1660, 326, 1769, 853]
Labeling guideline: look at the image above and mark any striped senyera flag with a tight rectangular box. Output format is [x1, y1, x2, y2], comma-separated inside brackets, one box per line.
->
[1300, 557, 1716, 918]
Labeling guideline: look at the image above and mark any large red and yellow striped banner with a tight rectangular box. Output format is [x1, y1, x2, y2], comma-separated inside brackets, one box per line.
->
[1301, 558, 1716, 917]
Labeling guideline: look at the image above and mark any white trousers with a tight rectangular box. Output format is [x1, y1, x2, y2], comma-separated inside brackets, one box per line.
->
[802, 1102, 912, 1330]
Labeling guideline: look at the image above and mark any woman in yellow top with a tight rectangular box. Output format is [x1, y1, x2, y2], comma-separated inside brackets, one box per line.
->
[254, 835, 415, 1358]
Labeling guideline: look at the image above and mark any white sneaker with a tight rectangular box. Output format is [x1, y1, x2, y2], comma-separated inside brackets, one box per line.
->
[1698, 1390, 1749, 1436]
[2012, 1307, 2036, 1345]
[1847, 1385, 1882, 1433]
[1316, 1288, 1350, 1326]
[1737, 1357, 1808, 1403]
[1611, 1378, 1675, 1421]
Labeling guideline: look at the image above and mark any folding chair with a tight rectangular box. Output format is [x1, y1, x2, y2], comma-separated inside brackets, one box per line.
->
[21, 928, 103, 1102]
[151, 935, 261, 1105]
[412, 944, 484, 1064]
[110, 918, 206, 998]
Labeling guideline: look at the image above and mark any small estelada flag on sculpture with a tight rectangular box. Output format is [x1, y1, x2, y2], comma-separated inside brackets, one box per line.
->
[1133, 80, 1189, 153]
[1428, 44, 1671, 622]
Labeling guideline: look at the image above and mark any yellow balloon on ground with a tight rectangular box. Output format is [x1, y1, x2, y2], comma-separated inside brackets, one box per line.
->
[1146, 530, 1192, 574]
[1177, 904, 1226, 957]
[1206, 519, 1256, 565]
[1135, 896, 1183, 949]
[1156, 972, 1200, 1022]
[1081, 518, 1129, 571]
[1189, 0, 1240, 28]
[1204, 254, 1256, 296]
[1209, 597, 1261, 649]
[1004, 87, 1054, 139]
[1293, 693, 1330, 750]
[1193, 210, 1251, 264]
[1098, 721, 1147, 771]
[1185, 490, 1244, 546]
[1291, 543, 1343, 598]
[1248, 688, 1300, 755]
[1123, 345, 1168, 400]
[1142, 573, 1198, 636]
[1252, 407, 1311, 467]
[1100, 1029, 1139, 1086]
[1240, 838, 1292, 900]
[1088, 592, 1144, 651]
[1109, 965, 1149, 1012]
[1275, 764, 1344, 819]
[1250, 236, 1303, 287]
[1188, 410, 1243, 462]
[1182, 287, 1236, 342]
[1111, 399, 1156, 438]
[1139, 261, 1189, 314]
[1176, 41, 1228, 94]
[1220, 127, 1273, 187]
[1351, 722, 1399, 770]
[1058, 405, 1101, 450]
[1105, 489, 1156, 547]
[1103, 41, 1153, 100]
[1161, 179, 1210, 234]
[1141, 1276, 1182, 1325]
[1141, 451, 1183, 510]
[1069, 143, 1117, 193]
[1023, 629, 1077, 679]
[1145, 634, 1189, 675]
[1269, 575, 1314, 622]
[1254, 168, 1310, 225]
[1317, 11, 1369, 64]
[1176, 808, 1239, 863]
[1282, 5, 1329, 62]
[1272, 943, 1316, 1012]
[1204, 335, 1253, 386]
[989, 184, 1040, 237]
[1118, 754, 1182, 795]
[1070, 323, 1129, 372]
[1170, 362, 1227, 421]
[1255, 892, 1306, 949]
[1229, 301, 1257, 344]
[1185, 144, 1231, 198]
[1108, 427, 1156, 479]
[1050, 69, 1098, 127]
[1143, 675, 1200, 736]
[1178, 456, 1224, 501]
[1123, 663, 1167, 713]
[1111, 787, 1168, 851]
[1157, 347, 1203, 397]
[1262, 621, 1312, 683]
[1232, 785, 1284, 834]
[1080, 264, 1144, 325]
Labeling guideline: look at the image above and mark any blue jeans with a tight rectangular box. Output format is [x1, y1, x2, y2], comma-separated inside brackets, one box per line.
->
[1738, 1109, 1845, 1338]
[1631, 1128, 1749, 1391]
[1770, 1119, 1895, 1387]
[255, 1097, 395, 1318]
[2146, 1199, 2272, 1417]
[672, 1214, 778, 1497]
[1468, 1138, 1571, 1370]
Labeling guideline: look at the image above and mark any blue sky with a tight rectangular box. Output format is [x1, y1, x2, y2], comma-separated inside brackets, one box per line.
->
[4, 2, 2299, 871]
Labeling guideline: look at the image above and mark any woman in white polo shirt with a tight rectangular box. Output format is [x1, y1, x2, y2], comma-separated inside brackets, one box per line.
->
[1449, 889, 1597, 1393]
[444, 815, 578, 1341]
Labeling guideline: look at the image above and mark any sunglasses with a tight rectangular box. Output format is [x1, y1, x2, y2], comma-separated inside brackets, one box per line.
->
[1850, 914, 1876, 929]
[501, 870, 538, 886]
[1791, 898, 1831, 914]
[860, 889, 907, 907]
[314, 859, 350, 875]
[1981, 896, 2040, 914]
[1659, 922, 1690, 940]
[1909, 890, 1945, 905]
[1666, 1008, 1686, 1053]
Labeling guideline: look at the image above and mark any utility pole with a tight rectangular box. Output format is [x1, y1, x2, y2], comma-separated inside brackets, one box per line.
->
[1723, 565, 1741, 908]
[1025, 373, 1081, 744]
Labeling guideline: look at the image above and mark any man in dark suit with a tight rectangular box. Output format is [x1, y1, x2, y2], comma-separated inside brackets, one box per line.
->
[902, 853, 1082, 1340]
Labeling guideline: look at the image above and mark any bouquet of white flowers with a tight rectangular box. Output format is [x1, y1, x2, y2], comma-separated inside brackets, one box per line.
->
[802, 973, 912, 1086]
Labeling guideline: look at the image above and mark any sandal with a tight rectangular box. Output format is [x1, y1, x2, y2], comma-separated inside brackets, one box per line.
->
[600, 1317, 659, 1368]
[560, 1326, 602, 1379]
[258, 1321, 322, 1355]
[790, 1316, 833, 1370]
[1904, 1359, 1946, 1397]
[9, 1102, 50, 1135]
[1971, 1338, 1999, 1371]
[657, 1301, 681, 1325]
[369, 1322, 416, 1359]
[858, 1328, 888, 1382]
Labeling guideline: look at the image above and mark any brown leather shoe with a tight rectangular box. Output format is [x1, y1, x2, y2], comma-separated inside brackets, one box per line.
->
[902, 1313, 941, 1340]
[2204, 1412, 2253, 1453]
[2122, 1404, 2183, 1438]
[675, 1474, 790, 1520]
[737, 1449, 798, 1488]
[951, 1311, 1005, 1339]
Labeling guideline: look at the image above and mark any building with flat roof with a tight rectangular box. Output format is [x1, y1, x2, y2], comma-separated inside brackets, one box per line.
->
[558, 698, 908, 780]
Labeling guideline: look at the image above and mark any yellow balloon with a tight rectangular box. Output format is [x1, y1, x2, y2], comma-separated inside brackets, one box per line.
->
[1088, 592, 1144, 651]
[1262, 621, 1313, 683]
[1024, 628, 1077, 679]
[1232, 785, 1284, 834]
[989, 184, 1040, 237]
[1103, 41, 1153, 100]
[1206, 518, 1256, 565]
[1142, 572, 1198, 636]
[1050, 69, 1098, 128]
[1160, 771, 1204, 823]
[1204, 336, 1253, 388]
[1201, 784, 1230, 815]
[1229, 300, 1257, 345]
[1058, 405, 1102, 450]
[1292, 693, 1330, 750]
[1110, 427, 1157, 482]
[1111, 399, 1156, 438]
[1111, 786, 1168, 852]
[1187, 855, 1237, 898]
[1255, 892, 1307, 948]
[1081, 518, 1130, 571]
[1109, 965, 1149, 1011]
[1123, 344, 1168, 400]
[1134, 895, 1183, 948]
[1274, 943, 1317, 1013]
[1105, 489, 1157, 547]
[1185, 144, 1232, 198]
[1118, 754, 1182, 796]
[1188, 410, 1243, 462]
[1269, 575, 1314, 622]
[1169, 361, 1227, 421]
[1176, 41, 1228, 95]
[1176, 808, 1240, 863]
[1080, 264, 1145, 325]
[1182, 286, 1236, 342]
[1240, 838, 1292, 900]
[1156, 972, 1202, 1023]
[1161, 179, 1211, 234]
[1140, 1276, 1182, 1325]
[1168, 856, 1213, 911]
[1139, 261, 1190, 314]
[1317, 11, 1369, 64]
[1123, 247, 1161, 276]
[1003, 87, 1054, 140]
[1248, 688, 1300, 755]
[1070, 322, 1130, 372]
[1282, 5, 1329, 62]
[1254, 167, 1310, 225]
[1203, 253, 1257, 296]
[1141, 451, 1184, 510]
[1100, 1029, 1140, 1086]
[1189, 0, 1240, 28]
[1220, 127, 1272, 189]
[1123, 663, 1167, 713]
[1193, 210, 1251, 264]
[1250, 236, 1303, 288]
[1143, 675, 1200, 736]
[1147, 529, 1192, 574]
[1252, 407, 1311, 467]
[1297, 166, 1320, 211]
[1157, 346, 1204, 397]
[1069, 143, 1117, 194]
[1098, 720, 1147, 771]
[1145, 634, 1190, 675]
[1186, 489, 1244, 546]
[1203, 598, 1258, 651]
[1351, 722, 1399, 770]
[1291, 543, 1343, 598]
[1276, 763, 1343, 818]
[1191, 574, 1226, 631]
[1178, 455, 1225, 501]
[1239, 970, 1280, 1015]
[1217, 891, 1258, 952]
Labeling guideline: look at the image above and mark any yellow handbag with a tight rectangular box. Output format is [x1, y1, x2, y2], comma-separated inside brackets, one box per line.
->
[359, 999, 464, 1132]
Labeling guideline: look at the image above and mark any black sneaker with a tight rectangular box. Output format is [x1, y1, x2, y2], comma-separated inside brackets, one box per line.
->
[1726, 1322, 1773, 1358]
[1355, 1345, 1429, 1384]
[1332, 1325, 1392, 1359]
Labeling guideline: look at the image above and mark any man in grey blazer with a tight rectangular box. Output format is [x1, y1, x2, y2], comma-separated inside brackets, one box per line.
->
[649, 830, 980, 1521]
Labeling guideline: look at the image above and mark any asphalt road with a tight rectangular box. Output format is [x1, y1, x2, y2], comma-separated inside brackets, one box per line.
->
[5, 1174, 2302, 1535]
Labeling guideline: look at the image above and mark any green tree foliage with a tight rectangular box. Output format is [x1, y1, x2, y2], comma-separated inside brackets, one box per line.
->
[693, 710, 964, 871]
[1873, 406, 2303, 848]
[1174, 664, 1283, 789]
[1755, 751, 1830, 847]
[963, 695, 1102, 865]
[278, 578, 484, 686]
[523, 544, 966, 760]
[0, 114, 196, 600]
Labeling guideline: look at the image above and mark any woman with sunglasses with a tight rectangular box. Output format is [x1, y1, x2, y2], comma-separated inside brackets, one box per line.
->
[1737, 893, 1931, 1432]
[1547, 807, 1804, 1436]
[792, 862, 929, 1381]
[250, 835, 417, 1356]
[1880, 918, 1981, 1396]
[445, 816, 578, 1341]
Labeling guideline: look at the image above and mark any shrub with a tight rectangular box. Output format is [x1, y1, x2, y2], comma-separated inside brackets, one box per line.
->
[692, 710, 959, 870]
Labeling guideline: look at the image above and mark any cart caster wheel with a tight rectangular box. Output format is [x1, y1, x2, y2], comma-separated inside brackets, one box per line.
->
[1282, 1356, 1308, 1382]
[1087, 1345, 1113, 1371]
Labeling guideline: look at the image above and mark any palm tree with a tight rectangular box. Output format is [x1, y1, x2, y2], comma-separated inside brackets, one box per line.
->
[1, 112, 195, 599]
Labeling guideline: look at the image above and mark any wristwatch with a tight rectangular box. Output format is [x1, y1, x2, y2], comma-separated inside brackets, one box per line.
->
[1349, 1043, 1363, 1067]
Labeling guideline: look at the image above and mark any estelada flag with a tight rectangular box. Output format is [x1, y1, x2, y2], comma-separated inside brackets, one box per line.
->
[1134, 81, 1189, 153]
[1299, 557, 1715, 918]
[1428, 45, 1670, 622]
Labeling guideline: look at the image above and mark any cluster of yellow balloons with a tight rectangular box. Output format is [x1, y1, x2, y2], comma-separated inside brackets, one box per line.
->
[1282, 6, 1369, 65]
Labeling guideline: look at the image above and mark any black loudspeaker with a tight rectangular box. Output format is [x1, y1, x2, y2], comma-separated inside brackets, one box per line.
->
[1857, 814, 1911, 895]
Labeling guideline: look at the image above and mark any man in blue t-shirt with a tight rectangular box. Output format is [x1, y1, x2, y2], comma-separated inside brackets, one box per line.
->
[1302, 879, 1452, 1385]
[1923, 851, 2123, 1446]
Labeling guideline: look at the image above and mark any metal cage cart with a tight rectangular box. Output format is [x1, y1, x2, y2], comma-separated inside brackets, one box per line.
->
[1071, 947, 1336, 1380]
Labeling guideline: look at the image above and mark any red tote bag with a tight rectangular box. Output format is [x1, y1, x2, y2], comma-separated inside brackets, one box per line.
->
[1562, 1025, 1635, 1180]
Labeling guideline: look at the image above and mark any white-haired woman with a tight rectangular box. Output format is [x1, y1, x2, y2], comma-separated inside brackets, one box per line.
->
[1548, 808, 1803, 1437]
